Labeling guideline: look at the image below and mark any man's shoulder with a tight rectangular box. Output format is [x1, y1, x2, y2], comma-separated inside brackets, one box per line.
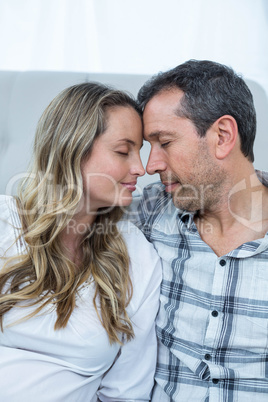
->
[256, 170, 268, 188]
[141, 180, 166, 196]
[127, 181, 179, 231]
[134, 181, 172, 212]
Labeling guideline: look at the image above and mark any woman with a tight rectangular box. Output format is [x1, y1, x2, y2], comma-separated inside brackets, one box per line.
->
[0, 83, 161, 401]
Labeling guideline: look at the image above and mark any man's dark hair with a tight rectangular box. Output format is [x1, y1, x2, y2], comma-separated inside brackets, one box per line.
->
[137, 60, 256, 162]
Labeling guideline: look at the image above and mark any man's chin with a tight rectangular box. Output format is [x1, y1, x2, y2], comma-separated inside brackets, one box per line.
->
[172, 193, 200, 212]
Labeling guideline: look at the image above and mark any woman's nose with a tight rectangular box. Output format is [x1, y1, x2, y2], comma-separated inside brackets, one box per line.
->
[131, 156, 145, 177]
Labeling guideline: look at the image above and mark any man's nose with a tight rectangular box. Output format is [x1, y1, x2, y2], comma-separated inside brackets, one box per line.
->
[146, 148, 167, 175]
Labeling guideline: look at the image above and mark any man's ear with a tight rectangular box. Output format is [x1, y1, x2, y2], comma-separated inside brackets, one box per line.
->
[211, 115, 238, 160]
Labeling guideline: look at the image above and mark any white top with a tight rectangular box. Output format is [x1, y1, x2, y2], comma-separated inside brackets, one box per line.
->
[0, 195, 162, 402]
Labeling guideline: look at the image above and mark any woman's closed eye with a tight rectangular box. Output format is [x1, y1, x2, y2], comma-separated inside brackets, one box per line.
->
[116, 150, 129, 156]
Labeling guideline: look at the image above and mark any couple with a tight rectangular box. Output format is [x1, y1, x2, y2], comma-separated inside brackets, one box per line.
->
[0, 60, 267, 401]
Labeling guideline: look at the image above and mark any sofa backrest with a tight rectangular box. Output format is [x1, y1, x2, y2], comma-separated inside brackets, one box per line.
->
[0, 71, 267, 195]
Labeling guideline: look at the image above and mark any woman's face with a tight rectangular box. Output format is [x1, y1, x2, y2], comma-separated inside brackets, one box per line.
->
[81, 106, 145, 213]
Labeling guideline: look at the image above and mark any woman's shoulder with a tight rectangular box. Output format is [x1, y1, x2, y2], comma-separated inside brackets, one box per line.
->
[0, 194, 14, 207]
[0, 195, 18, 223]
[0, 195, 22, 257]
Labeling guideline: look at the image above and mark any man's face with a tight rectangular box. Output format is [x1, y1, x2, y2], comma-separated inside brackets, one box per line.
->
[143, 89, 225, 212]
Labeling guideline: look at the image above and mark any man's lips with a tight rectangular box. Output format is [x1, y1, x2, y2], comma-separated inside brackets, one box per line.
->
[162, 181, 180, 192]
[121, 182, 137, 192]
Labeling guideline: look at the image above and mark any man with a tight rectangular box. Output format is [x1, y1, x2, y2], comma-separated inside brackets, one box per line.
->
[133, 60, 268, 401]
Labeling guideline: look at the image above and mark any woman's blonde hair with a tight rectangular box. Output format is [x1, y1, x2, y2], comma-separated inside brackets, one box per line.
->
[0, 82, 141, 344]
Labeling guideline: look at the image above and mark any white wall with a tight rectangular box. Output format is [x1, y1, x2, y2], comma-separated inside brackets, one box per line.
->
[0, 0, 268, 95]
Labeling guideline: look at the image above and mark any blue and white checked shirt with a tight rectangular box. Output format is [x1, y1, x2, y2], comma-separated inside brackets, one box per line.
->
[131, 176, 268, 401]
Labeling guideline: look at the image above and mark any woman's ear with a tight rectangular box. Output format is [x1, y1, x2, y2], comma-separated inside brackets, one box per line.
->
[211, 115, 238, 160]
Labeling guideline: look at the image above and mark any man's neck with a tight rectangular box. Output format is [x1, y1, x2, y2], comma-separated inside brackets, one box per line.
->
[194, 168, 268, 256]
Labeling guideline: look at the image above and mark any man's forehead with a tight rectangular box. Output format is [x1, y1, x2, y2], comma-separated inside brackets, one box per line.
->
[143, 88, 184, 118]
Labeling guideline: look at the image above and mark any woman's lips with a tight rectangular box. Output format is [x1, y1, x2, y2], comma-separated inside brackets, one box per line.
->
[121, 182, 137, 192]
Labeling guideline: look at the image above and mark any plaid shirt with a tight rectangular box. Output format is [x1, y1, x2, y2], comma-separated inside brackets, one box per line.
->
[130, 177, 268, 401]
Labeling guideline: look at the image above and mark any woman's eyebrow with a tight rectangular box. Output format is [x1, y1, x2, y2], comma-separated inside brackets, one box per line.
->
[116, 138, 136, 145]
[116, 138, 143, 148]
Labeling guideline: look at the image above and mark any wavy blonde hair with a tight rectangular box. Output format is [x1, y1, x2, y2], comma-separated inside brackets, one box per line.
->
[0, 82, 141, 344]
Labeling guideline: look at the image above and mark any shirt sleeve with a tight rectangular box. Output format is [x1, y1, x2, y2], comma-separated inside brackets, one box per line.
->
[126, 182, 169, 242]
[97, 222, 162, 401]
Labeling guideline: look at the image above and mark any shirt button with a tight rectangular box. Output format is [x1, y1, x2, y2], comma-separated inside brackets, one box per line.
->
[212, 379, 219, 384]
[211, 310, 218, 317]
[219, 259, 226, 266]
[204, 354, 211, 360]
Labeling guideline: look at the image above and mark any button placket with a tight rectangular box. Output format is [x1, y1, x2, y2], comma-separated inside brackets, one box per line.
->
[209, 257, 228, 318]
[203, 257, 229, 385]
[204, 258, 227, 358]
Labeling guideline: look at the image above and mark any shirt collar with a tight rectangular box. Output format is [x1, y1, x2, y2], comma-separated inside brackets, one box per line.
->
[256, 169, 268, 187]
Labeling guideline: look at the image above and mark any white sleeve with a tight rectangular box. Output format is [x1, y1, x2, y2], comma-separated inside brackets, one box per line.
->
[97, 222, 162, 401]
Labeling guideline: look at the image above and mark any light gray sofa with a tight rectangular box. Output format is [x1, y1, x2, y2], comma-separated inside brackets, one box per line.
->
[0, 71, 267, 195]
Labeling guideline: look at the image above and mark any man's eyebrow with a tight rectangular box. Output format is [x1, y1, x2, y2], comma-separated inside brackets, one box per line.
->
[147, 131, 176, 139]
